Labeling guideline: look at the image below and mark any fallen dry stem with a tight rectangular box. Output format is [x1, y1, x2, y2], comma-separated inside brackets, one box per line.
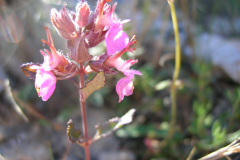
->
[199, 137, 240, 160]
[12, 91, 64, 131]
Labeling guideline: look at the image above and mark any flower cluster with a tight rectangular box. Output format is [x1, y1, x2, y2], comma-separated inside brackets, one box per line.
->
[21, 0, 141, 102]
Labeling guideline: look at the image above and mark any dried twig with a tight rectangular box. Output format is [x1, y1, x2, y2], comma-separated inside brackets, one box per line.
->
[91, 109, 136, 144]
[199, 137, 240, 160]
[187, 146, 196, 160]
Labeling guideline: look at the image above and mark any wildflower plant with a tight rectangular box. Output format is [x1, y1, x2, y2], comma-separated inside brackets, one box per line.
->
[20, 0, 141, 159]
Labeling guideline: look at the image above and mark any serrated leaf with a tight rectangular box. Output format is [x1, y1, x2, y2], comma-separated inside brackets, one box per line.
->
[80, 72, 105, 101]
[66, 119, 82, 143]
[20, 62, 40, 79]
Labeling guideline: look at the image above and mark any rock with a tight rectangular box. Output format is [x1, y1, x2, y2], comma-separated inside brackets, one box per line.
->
[0, 125, 51, 160]
[210, 17, 234, 36]
[99, 150, 136, 160]
[195, 33, 240, 83]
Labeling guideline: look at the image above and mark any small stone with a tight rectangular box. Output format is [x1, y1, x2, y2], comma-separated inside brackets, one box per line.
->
[99, 151, 136, 160]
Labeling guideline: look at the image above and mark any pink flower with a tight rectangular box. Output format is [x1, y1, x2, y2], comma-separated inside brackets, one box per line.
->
[35, 69, 56, 101]
[115, 59, 142, 102]
[115, 60, 142, 102]
[116, 77, 134, 102]
[34, 28, 68, 101]
[103, 36, 141, 102]
[105, 21, 130, 55]
[41, 27, 69, 72]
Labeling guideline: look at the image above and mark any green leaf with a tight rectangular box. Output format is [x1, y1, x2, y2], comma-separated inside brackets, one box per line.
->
[66, 119, 82, 143]
[80, 72, 105, 102]
[38, 119, 50, 127]
[212, 120, 221, 137]
[155, 80, 171, 91]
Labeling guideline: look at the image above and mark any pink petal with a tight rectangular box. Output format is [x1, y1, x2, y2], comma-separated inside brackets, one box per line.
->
[124, 69, 142, 79]
[116, 77, 133, 103]
[35, 69, 56, 101]
[118, 59, 141, 78]
[105, 22, 129, 55]
[120, 59, 138, 72]
[121, 19, 130, 24]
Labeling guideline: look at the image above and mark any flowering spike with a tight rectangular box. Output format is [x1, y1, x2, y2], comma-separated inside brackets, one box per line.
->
[21, 0, 141, 103]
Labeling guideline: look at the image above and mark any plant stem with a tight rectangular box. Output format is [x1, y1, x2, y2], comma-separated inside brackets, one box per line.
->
[167, 0, 181, 138]
[79, 64, 91, 160]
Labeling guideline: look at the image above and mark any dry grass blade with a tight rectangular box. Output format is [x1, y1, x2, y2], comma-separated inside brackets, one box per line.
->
[61, 142, 71, 160]
[199, 137, 240, 160]
[11, 90, 64, 131]
[187, 146, 196, 160]
[0, 77, 28, 122]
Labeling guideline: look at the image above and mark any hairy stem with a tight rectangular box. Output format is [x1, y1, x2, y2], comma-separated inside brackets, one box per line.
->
[79, 64, 91, 160]
[167, 0, 181, 139]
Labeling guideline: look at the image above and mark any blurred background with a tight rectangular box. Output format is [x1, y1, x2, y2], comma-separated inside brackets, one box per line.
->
[1, 0, 240, 159]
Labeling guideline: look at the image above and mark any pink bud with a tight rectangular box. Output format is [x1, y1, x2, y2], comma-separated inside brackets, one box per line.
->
[94, 0, 114, 32]
[76, 2, 90, 28]
[41, 27, 69, 72]
[51, 5, 76, 39]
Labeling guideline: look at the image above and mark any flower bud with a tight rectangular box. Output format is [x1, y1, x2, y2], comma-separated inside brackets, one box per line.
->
[76, 2, 90, 28]
[51, 5, 76, 39]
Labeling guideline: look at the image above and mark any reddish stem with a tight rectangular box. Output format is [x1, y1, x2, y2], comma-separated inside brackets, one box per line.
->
[79, 64, 91, 160]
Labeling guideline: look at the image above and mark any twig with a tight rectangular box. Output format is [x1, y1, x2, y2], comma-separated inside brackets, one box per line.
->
[187, 146, 196, 160]
[199, 137, 240, 160]
[62, 142, 71, 160]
